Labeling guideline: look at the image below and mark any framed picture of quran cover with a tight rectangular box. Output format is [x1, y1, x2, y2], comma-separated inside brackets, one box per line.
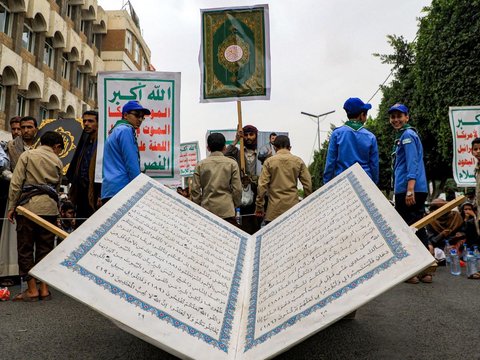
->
[200, 5, 271, 103]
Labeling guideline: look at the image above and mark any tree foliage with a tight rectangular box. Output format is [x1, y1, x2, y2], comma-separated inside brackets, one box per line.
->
[370, 35, 417, 194]
[308, 0, 480, 197]
[414, 0, 480, 191]
[308, 129, 333, 191]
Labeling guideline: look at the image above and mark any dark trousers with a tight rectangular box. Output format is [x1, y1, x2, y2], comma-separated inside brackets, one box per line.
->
[74, 182, 95, 227]
[395, 192, 428, 247]
[16, 215, 56, 280]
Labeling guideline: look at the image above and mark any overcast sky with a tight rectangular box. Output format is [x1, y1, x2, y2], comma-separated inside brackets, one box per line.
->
[99, 0, 431, 164]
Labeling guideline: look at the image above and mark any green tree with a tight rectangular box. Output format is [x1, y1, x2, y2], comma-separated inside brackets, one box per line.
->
[308, 130, 332, 191]
[370, 35, 417, 196]
[414, 0, 480, 194]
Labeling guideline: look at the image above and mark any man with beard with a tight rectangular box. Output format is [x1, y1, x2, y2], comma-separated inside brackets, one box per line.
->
[225, 125, 262, 234]
[4, 116, 38, 176]
[258, 132, 277, 164]
[66, 110, 101, 226]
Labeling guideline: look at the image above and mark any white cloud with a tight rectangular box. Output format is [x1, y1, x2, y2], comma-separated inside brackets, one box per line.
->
[99, 0, 430, 163]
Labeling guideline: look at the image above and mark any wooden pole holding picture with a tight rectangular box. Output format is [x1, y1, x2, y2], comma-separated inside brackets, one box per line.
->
[237, 100, 246, 174]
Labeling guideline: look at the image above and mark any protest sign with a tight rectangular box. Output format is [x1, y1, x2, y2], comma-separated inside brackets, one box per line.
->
[31, 163, 433, 359]
[96, 71, 181, 186]
[200, 5, 271, 103]
[179, 141, 200, 177]
[449, 106, 480, 186]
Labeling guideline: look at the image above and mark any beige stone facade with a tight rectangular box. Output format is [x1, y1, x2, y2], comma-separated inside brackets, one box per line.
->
[0, 0, 152, 130]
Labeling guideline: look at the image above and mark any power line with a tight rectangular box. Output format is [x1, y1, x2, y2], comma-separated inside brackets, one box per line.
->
[367, 34, 419, 104]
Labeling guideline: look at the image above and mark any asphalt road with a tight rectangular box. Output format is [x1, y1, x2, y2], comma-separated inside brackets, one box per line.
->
[0, 266, 478, 360]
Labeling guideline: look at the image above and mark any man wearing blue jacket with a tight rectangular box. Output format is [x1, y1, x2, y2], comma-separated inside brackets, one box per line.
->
[390, 103, 427, 221]
[390, 103, 430, 283]
[323, 97, 379, 184]
[101, 100, 151, 203]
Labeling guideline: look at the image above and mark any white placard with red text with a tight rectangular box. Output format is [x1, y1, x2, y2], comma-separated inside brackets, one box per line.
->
[449, 106, 480, 186]
[96, 71, 181, 186]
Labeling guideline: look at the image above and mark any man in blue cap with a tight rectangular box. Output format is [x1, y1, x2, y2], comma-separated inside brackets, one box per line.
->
[101, 100, 151, 203]
[323, 97, 379, 184]
[389, 103, 429, 283]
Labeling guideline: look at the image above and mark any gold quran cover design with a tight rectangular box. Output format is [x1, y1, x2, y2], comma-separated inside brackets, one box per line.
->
[34, 118, 84, 175]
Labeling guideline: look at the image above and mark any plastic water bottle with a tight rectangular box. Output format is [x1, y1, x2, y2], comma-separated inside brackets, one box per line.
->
[450, 249, 461, 276]
[462, 244, 469, 262]
[20, 276, 27, 293]
[235, 208, 242, 226]
[444, 240, 452, 265]
[466, 250, 478, 277]
[473, 246, 480, 269]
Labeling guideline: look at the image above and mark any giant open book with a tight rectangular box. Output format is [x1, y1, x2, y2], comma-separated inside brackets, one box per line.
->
[31, 164, 434, 359]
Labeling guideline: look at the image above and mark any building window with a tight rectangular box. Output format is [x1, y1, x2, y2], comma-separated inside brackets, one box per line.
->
[22, 24, 35, 53]
[39, 106, 48, 120]
[88, 79, 96, 100]
[61, 54, 70, 79]
[125, 30, 133, 53]
[0, 4, 12, 36]
[16, 95, 26, 116]
[142, 57, 148, 71]
[93, 33, 102, 51]
[80, 20, 86, 34]
[67, 5, 74, 19]
[44, 38, 54, 68]
[76, 69, 83, 90]
[0, 84, 5, 111]
[134, 41, 140, 63]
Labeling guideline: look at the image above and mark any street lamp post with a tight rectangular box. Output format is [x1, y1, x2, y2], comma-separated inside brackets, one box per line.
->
[300, 110, 335, 153]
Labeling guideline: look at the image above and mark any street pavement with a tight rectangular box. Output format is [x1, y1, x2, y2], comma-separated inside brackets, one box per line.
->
[0, 265, 479, 360]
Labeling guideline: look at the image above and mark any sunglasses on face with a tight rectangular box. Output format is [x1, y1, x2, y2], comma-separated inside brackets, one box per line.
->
[128, 112, 144, 119]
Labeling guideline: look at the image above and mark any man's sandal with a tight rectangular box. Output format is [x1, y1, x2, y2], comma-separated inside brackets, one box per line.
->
[405, 276, 420, 284]
[11, 291, 39, 302]
[40, 292, 52, 301]
[468, 272, 480, 279]
[419, 274, 433, 283]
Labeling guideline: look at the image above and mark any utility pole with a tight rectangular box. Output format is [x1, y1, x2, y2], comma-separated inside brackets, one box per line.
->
[300, 110, 335, 152]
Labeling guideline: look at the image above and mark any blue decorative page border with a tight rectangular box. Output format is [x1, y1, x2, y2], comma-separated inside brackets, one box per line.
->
[61, 181, 248, 353]
[244, 171, 409, 351]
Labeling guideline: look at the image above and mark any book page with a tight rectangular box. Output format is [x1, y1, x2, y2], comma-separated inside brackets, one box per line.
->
[31, 174, 251, 360]
[237, 164, 434, 359]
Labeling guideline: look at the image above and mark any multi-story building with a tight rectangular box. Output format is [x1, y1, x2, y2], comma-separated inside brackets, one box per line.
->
[0, 0, 152, 131]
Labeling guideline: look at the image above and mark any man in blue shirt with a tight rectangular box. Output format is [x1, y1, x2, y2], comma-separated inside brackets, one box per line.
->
[101, 101, 150, 203]
[390, 103, 428, 219]
[390, 103, 429, 283]
[323, 97, 379, 184]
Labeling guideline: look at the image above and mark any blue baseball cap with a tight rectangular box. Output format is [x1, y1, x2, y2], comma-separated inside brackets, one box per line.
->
[388, 103, 409, 114]
[122, 100, 151, 115]
[343, 97, 372, 116]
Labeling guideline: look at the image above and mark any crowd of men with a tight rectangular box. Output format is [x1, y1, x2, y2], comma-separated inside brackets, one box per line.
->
[0, 96, 478, 301]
